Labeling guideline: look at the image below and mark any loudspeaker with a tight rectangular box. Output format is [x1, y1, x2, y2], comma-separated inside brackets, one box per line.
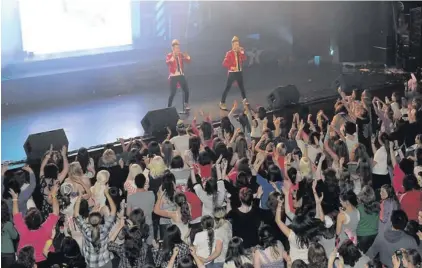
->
[141, 107, 180, 135]
[267, 85, 300, 110]
[332, 73, 363, 94]
[24, 129, 69, 162]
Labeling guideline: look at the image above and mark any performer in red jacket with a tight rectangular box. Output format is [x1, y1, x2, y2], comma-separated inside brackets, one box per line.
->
[220, 36, 247, 110]
[166, 39, 191, 109]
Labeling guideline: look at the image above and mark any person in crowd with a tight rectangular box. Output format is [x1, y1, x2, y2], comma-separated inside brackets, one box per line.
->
[169, 155, 190, 185]
[76, 147, 96, 180]
[2, 200, 18, 267]
[224, 237, 252, 268]
[14, 246, 36, 268]
[43, 237, 86, 268]
[253, 225, 286, 268]
[371, 132, 392, 199]
[153, 224, 190, 268]
[90, 170, 109, 212]
[213, 207, 232, 267]
[306, 242, 328, 268]
[154, 192, 191, 243]
[366, 210, 419, 268]
[275, 196, 325, 264]
[11, 180, 59, 265]
[65, 162, 92, 203]
[392, 248, 422, 268]
[356, 186, 380, 253]
[379, 184, 400, 228]
[184, 135, 202, 166]
[336, 190, 360, 246]
[127, 174, 155, 240]
[108, 217, 153, 268]
[39, 146, 69, 220]
[399, 175, 422, 221]
[228, 187, 261, 249]
[74, 186, 116, 268]
[162, 140, 174, 168]
[193, 215, 223, 266]
[337, 239, 370, 268]
[2, 165, 36, 216]
[170, 121, 190, 156]
[193, 160, 227, 216]
[124, 164, 144, 196]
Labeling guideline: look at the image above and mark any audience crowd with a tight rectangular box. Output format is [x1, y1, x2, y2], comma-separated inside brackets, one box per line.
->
[2, 87, 422, 268]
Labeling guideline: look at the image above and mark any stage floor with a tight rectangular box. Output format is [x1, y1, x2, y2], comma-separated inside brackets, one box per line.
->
[2, 63, 387, 162]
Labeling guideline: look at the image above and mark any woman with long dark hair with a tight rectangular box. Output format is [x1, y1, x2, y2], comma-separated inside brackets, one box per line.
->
[74, 186, 117, 268]
[39, 146, 69, 220]
[336, 190, 359, 246]
[224, 237, 252, 268]
[371, 132, 392, 199]
[400, 175, 422, 221]
[184, 136, 201, 166]
[44, 237, 86, 268]
[76, 147, 95, 179]
[154, 192, 192, 243]
[253, 225, 286, 268]
[356, 186, 380, 253]
[153, 225, 190, 268]
[108, 222, 153, 268]
[379, 184, 400, 228]
[193, 215, 223, 266]
[1, 200, 18, 267]
[275, 196, 325, 264]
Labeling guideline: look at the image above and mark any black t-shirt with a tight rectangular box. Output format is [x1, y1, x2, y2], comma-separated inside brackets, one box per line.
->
[45, 252, 86, 268]
[227, 206, 261, 249]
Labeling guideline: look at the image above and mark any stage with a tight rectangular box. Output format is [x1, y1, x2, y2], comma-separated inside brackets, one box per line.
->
[1, 60, 403, 164]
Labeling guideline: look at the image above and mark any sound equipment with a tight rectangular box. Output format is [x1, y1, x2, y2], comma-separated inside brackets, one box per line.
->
[24, 129, 69, 163]
[267, 85, 300, 110]
[332, 73, 364, 94]
[141, 107, 180, 135]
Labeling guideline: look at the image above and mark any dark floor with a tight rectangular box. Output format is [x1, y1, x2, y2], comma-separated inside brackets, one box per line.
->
[1, 62, 397, 163]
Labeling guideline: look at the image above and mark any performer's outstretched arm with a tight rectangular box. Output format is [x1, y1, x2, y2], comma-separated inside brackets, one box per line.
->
[183, 53, 191, 63]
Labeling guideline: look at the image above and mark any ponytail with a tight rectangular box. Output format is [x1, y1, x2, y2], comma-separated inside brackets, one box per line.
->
[201, 215, 215, 255]
[175, 193, 191, 224]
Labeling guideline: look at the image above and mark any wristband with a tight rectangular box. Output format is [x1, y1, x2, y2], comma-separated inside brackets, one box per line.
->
[12, 199, 18, 201]
[45, 239, 53, 248]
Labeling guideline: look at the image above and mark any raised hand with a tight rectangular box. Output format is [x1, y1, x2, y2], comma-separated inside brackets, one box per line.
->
[173, 246, 180, 256]
[22, 165, 33, 174]
[9, 189, 18, 199]
[61, 145, 68, 157]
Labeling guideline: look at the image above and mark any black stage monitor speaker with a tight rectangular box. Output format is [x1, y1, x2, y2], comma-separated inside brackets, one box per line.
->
[24, 129, 69, 162]
[141, 107, 180, 135]
[332, 73, 363, 94]
[267, 85, 300, 110]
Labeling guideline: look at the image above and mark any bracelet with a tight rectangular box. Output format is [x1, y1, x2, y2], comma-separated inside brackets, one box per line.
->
[51, 195, 57, 199]
[45, 239, 53, 248]
[12, 199, 18, 201]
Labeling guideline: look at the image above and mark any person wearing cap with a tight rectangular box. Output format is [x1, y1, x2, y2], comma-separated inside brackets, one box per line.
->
[220, 36, 247, 110]
[166, 39, 191, 110]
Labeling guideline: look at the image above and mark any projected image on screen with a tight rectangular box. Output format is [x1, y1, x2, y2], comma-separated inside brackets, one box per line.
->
[19, 0, 132, 55]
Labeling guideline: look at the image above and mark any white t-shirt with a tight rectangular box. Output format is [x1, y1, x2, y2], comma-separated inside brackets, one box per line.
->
[215, 222, 233, 263]
[170, 135, 190, 155]
[193, 230, 223, 264]
[194, 180, 227, 216]
[373, 146, 389, 175]
[345, 133, 359, 158]
[296, 139, 322, 164]
[288, 231, 309, 264]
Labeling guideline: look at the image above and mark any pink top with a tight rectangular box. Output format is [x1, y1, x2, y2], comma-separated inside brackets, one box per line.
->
[14, 213, 59, 262]
[400, 190, 422, 221]
[392, 163, 405, 195]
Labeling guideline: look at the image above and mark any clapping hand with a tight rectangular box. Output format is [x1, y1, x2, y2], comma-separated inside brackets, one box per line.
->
[22, 165, 33, 174]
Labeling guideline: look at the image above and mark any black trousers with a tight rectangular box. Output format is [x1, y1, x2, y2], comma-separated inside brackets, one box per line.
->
[357, 234, 377, 253]
[221, 71, 246, 103]
[168, 75, 189, 107]
[2, 253, 16, 268]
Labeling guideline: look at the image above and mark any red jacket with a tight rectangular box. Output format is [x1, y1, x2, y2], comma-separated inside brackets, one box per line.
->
[166, 53, 191, 77]
[223, 49, 246, 71]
